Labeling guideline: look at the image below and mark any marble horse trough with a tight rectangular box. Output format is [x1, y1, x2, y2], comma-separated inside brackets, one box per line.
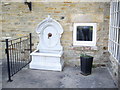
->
[30, 16, 64, 71]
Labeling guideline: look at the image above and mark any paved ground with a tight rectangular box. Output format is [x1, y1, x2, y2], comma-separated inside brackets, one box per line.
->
[2, 63, 117, 88]
[0, 60, 2, 90]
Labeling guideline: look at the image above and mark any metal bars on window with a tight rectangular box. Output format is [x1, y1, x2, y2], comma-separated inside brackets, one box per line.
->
[109, 0, 120, 62]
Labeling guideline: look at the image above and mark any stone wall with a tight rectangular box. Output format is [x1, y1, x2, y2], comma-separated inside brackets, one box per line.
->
[1, 2, 110, 66]
[118, 64, 120, 89]
[0, 2, 2, 61]
[108, 55, 120, 87]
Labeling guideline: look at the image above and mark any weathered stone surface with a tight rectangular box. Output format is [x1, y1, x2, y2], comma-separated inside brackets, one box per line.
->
[118, 64, 120, 89]
[1, 1, 119, 88]
[70, 13, 104, 23]
[1, 0, 111, 2]
[1, 2, 110, 66]
[108, 55, 119, 87]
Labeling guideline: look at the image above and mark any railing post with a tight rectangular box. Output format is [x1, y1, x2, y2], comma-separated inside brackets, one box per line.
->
[30, 33, 32, 53]
[5, 39, 13, 82]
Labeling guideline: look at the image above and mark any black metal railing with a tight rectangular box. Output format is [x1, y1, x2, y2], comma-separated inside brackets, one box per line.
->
[5, 33, 32, 82]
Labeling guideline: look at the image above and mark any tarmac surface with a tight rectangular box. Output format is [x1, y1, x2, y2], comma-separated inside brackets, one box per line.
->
[1, 62, 117, 88]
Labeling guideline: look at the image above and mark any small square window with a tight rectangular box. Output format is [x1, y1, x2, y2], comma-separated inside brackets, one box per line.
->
[73, 23, 97, 46]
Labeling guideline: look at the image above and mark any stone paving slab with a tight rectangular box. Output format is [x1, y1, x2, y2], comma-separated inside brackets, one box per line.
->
[2, 65, 117, 88]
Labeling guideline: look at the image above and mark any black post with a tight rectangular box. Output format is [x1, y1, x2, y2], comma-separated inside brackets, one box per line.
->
[30, 33, 32, 53]
[6, 39, 13, 82]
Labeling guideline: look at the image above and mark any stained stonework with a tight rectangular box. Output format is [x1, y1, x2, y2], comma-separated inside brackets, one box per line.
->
[0, 2, 2, 61]
[1, 0, 111, 2]
[118, 64, 120, 89]
[108, 55, 119, 87]
[1, 2, 110, 66]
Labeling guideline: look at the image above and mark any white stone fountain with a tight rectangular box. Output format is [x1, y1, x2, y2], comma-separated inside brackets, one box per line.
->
[30, 15, 64, 71]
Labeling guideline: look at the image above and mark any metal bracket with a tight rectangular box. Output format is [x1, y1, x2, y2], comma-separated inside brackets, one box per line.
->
[24, 2, 32, 11]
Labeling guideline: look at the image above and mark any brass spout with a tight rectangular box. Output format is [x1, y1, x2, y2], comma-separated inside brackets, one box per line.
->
[48, 33, 52, 39]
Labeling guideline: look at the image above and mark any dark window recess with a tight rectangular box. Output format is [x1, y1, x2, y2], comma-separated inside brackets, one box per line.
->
[77, 26, 93, 41]
[118, 29, 120, 44]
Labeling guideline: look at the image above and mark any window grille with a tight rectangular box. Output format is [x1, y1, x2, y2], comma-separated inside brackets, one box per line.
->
[108, 0, 120, 62]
